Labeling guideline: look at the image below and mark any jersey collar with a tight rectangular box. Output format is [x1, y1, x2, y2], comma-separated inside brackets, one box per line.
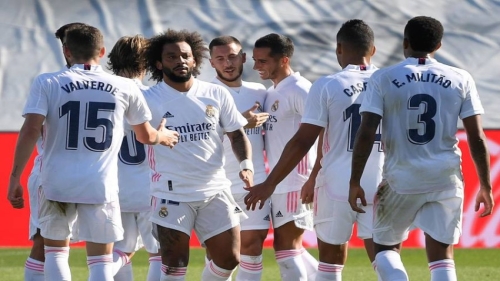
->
[273, 72, 301, 91]
[70, 64, 103, 72]
[405, 56, 438, 65]
[343, 64, 378, 71]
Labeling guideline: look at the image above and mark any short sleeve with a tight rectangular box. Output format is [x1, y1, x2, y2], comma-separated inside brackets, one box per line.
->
[23, 75, 49, 117]
[459, 72, 484, 119]
[293, 84, 309, 115]
[360, 73, 384, 117]
[125, 82, 152, 125]
[301, 78, 328, 128]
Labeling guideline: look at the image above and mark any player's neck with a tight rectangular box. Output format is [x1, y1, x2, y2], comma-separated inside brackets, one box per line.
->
[163, 77, 195, 92]
[216, 76, 242, 88]
[341, 56, 372, 69]
[406, 52, 433, 59]
[271, 66, 293, 87]
[70, 58, 100, 66]
[116, 70, 144, 80]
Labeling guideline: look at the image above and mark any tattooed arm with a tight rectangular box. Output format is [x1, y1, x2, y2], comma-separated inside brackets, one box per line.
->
[226, 128, 253, 187]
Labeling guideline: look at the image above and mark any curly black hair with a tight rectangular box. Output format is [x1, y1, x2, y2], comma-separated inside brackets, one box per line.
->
[146, 29, 209, 82]
[404, 16, 443, 53]
[337, 19, 374, 56]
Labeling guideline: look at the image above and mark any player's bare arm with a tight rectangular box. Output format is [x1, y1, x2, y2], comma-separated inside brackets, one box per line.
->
[463, 114, 494, 217]
[244, 123, 322, 210]
[7, 114, 45, 209]
[226, 128, 254, 187]
[301, 128, 324, 204]
[349, 112, 381, 213]
[242, 103, 270, 128]
[132, 118, 179, 148]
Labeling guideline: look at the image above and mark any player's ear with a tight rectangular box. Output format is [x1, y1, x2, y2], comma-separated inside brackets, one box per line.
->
[241, 52, 247, 64]
[281, 56, 289, 66]
[209, 58, 215, 68]
[371, 45, 376, 56]
[336, 42, 342, 55]
[434, 41, 442, 52]
[63, 44, 72, 60]
[98, 46, 106, 58]
[155, 60, 162, 70]
[403, 38, 409, 50]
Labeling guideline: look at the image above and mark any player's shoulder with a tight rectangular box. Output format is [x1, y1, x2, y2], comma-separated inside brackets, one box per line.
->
[241, 81, 267, 94]
[199, 79, 231, 95]
[433, 61, 474, 82]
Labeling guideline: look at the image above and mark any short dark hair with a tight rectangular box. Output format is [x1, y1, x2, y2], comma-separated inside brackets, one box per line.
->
[254, 33, 294, 59]
[209, 36, 241, 53]
[404, 16, 443, 53]
[54, 22, 88, 44]
[337, 19, 374, 56]
[107, 35, 149, 77]
[146, 29, 209, 82]
[64, 25, 103, 61]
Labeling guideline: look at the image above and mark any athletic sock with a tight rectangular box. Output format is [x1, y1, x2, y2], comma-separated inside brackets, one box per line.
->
[372, 260, 383, 281]
[24, 257, 44, 281]
[236, 255, 263, 281]
[87, 254, 113, 281]
[201, 260, 232, 281]
[44, 246, 71, 281]
[429, 259, 457, 281]
[275, 249, 307, 281]
[112, 249, 129, 275]
[375, 250, 408, 281]
[300, 248, 318, 280]
[316, 262, 343, 281]
[160, 264, 187, 281]
[147, 256, 162, 281]
[114, 261, 133, 281]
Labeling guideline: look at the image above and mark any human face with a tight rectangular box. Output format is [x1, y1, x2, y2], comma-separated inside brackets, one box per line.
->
[252, 47, 280, 80]
[210, 43, 245, 83]
[157, 41, 196, 83]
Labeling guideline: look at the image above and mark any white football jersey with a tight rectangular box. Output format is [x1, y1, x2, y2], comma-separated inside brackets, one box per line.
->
[144, 79, 248, 202]
[211, 78, 268, 194]
[117, 80, 151, 212]
[302, 65, 384, 203]
[23, 64, 152, 204]
[30, 136, 44, 178]
[361, 57, 484, 194]
[264, 72, 316, 193]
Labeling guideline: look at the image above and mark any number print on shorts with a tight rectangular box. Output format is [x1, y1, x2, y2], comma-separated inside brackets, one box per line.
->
[343, 103, 382, 152]
[407, 94, 436, 145]
[59, 101, 116, 151]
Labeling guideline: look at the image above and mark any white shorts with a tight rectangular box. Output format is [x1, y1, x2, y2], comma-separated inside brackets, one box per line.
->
[373, 181, 463, 246]
[114, 211, 159, 254]
[233, 192, 271, 231]
[27, 171, 41, 240]
[271, 191, 313, 231]
[314, 186, 373, 245]
[150, 189, 247, 244]
[38, 187, 123, 244]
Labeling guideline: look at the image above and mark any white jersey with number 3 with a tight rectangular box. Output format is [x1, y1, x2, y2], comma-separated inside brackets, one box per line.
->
[144, 80, 248, 202]
[264, 72, 316, 194]
[302, 65, 383, 203]
[23, 64, 152, 204]
[360, 57, 484, 194]
[211, 78, 268, 194]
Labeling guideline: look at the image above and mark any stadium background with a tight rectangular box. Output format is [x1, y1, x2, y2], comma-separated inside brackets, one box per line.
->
[1, 0, 499, 248]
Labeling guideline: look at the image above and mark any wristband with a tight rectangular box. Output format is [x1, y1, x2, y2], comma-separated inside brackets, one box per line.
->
[239, 159, 254, 174]
[152, 131, 160, 145]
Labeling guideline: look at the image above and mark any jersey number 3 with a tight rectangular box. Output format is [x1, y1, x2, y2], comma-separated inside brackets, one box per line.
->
[407, 94, 437, 144]
[59, 101, 116, 151]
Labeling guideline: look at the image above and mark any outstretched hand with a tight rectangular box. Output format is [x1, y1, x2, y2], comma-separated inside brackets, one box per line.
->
[244, 181, 275, 211]
[157, 118, 179, 148]
[242, 104, 269, 128]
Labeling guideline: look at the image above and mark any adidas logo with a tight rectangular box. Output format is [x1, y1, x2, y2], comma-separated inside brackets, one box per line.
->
[275, 211, 283, 218]
[234, 206, 242, 214]
[163, 111, 174, 118]
[263, 214, 270, 221]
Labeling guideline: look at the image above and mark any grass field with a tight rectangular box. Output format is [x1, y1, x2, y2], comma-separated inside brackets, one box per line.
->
[0, 248, 498, 280]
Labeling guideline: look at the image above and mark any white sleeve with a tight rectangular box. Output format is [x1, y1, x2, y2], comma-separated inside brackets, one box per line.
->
[219, 88, 247, 132]
[459, 73, 484, 119]
[360, 73, 384, 117]
[301, 79, 328, 128]
[125, 82, 152, 125]
[23, 75, 49, 117]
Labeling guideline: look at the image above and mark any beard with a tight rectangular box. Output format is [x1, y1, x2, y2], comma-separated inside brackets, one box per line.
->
[215, 66, 243, 83]
[162, 66, 192, 83]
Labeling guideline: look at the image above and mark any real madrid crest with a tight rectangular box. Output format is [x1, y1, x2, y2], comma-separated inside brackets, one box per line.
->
[159, 207, 168, 218]
[271, 100, 279, 112]
[255, 101, 263, 112]
[206, 105, 216, 118]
